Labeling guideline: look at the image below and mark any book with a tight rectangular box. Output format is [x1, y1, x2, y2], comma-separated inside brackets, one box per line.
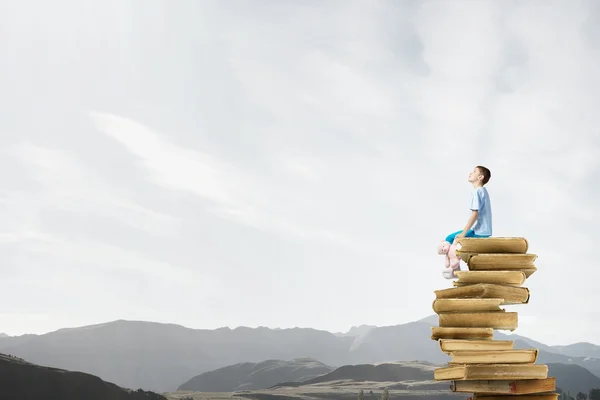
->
[466, 257, 538, 278]
[458, 269, 537, 279]
[455, 271, 526, 286]
[456, 237, 529, 254]
[468, 254, 537, 270]
[454, 281, 521, 288]
[460, 266, 537, 278]
[473, 392, 558, 400]
[454, 378, 556, 394]
[433, 298, 504, 313]
[449, 349, 538, 364]
[432, 327, 494, 340]
[439, 312, 517, 330]
[434, 364, 548, 381]
[435, 283, 530, 305]
[439, 339, 513, 353]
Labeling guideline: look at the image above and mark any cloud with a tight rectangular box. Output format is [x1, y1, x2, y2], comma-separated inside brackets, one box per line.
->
[3, 142, 179, 238]
[90, 111, 236, 205]
[89, 110, 358, 247]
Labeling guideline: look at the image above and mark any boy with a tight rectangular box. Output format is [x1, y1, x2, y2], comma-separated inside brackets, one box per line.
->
[445, 166, 492, 245]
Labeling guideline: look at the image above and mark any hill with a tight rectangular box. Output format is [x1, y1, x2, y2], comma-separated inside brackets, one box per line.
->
[297, 361, 441, 388]
[178, 358, 333, 392]
[0, 353, 165, 400]
[547, 363, 600, 394]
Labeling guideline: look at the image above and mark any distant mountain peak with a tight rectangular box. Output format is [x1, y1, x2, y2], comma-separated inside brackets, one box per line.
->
[335, 324, 377, 337]
[416, 314, 438, 326]
[0, 333, 9, 338]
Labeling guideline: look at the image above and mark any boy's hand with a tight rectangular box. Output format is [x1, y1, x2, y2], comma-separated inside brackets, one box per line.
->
[456, 231, 466, 239]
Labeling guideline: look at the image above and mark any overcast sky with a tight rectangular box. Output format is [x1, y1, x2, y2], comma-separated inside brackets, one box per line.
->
[1, 0, 599, 345]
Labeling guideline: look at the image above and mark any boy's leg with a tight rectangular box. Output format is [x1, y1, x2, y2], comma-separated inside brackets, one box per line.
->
[445, 229, 488, 244]
[467, 229, 492, 239]
[445, 230, 463, 244]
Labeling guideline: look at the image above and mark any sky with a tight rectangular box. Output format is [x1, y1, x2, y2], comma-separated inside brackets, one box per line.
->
[0, 0, 599, 346]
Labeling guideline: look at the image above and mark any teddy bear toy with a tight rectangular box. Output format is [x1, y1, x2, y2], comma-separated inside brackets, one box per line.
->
[437, 240, 461, 279]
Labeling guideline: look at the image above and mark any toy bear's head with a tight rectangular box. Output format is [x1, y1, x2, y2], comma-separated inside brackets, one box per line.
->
[437, 240, 451, 255]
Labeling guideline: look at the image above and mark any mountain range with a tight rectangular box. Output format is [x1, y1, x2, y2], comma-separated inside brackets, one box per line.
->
[1, 316, 599, 393]
[3, 351, 599, 400]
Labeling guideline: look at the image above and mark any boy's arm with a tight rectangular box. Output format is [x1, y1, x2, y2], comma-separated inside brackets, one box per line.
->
[456, 210, 478, 239]
[458, 189, 482, 239]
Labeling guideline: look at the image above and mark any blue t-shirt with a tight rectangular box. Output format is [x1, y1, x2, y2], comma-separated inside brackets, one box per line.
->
[471, 187, 492, 236]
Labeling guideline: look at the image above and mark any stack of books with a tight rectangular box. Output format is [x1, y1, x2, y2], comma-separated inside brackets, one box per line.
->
[431, 237, 558, 400]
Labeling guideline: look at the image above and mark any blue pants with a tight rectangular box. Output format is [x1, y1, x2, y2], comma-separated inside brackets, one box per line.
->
[445, 229, 490, 244]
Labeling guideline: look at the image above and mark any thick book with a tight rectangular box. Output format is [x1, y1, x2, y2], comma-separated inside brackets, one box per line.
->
[473, 392, 558, 400]
[434, 364, 548, 381]
[433, 298, 504, 313]
[455, 271, 526, 286]
[467, 254, 538, 276]
[449, 349, 538, 364]
[439, 312, 517, 330]
[456, 237, 529, 254]
[432, 327, 494, 340]
[435, 283, 530, 304]
[453, 377, 555, 394]
[440, 339, 513, 353]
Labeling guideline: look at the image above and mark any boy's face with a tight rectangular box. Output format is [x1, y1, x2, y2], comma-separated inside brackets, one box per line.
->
[468, 167, 482, 183]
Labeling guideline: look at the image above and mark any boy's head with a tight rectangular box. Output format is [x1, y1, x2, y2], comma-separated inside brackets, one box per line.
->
[469, 166, 491, 186]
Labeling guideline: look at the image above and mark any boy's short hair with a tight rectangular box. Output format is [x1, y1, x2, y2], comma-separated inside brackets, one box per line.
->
[476, 166, 491, 185]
